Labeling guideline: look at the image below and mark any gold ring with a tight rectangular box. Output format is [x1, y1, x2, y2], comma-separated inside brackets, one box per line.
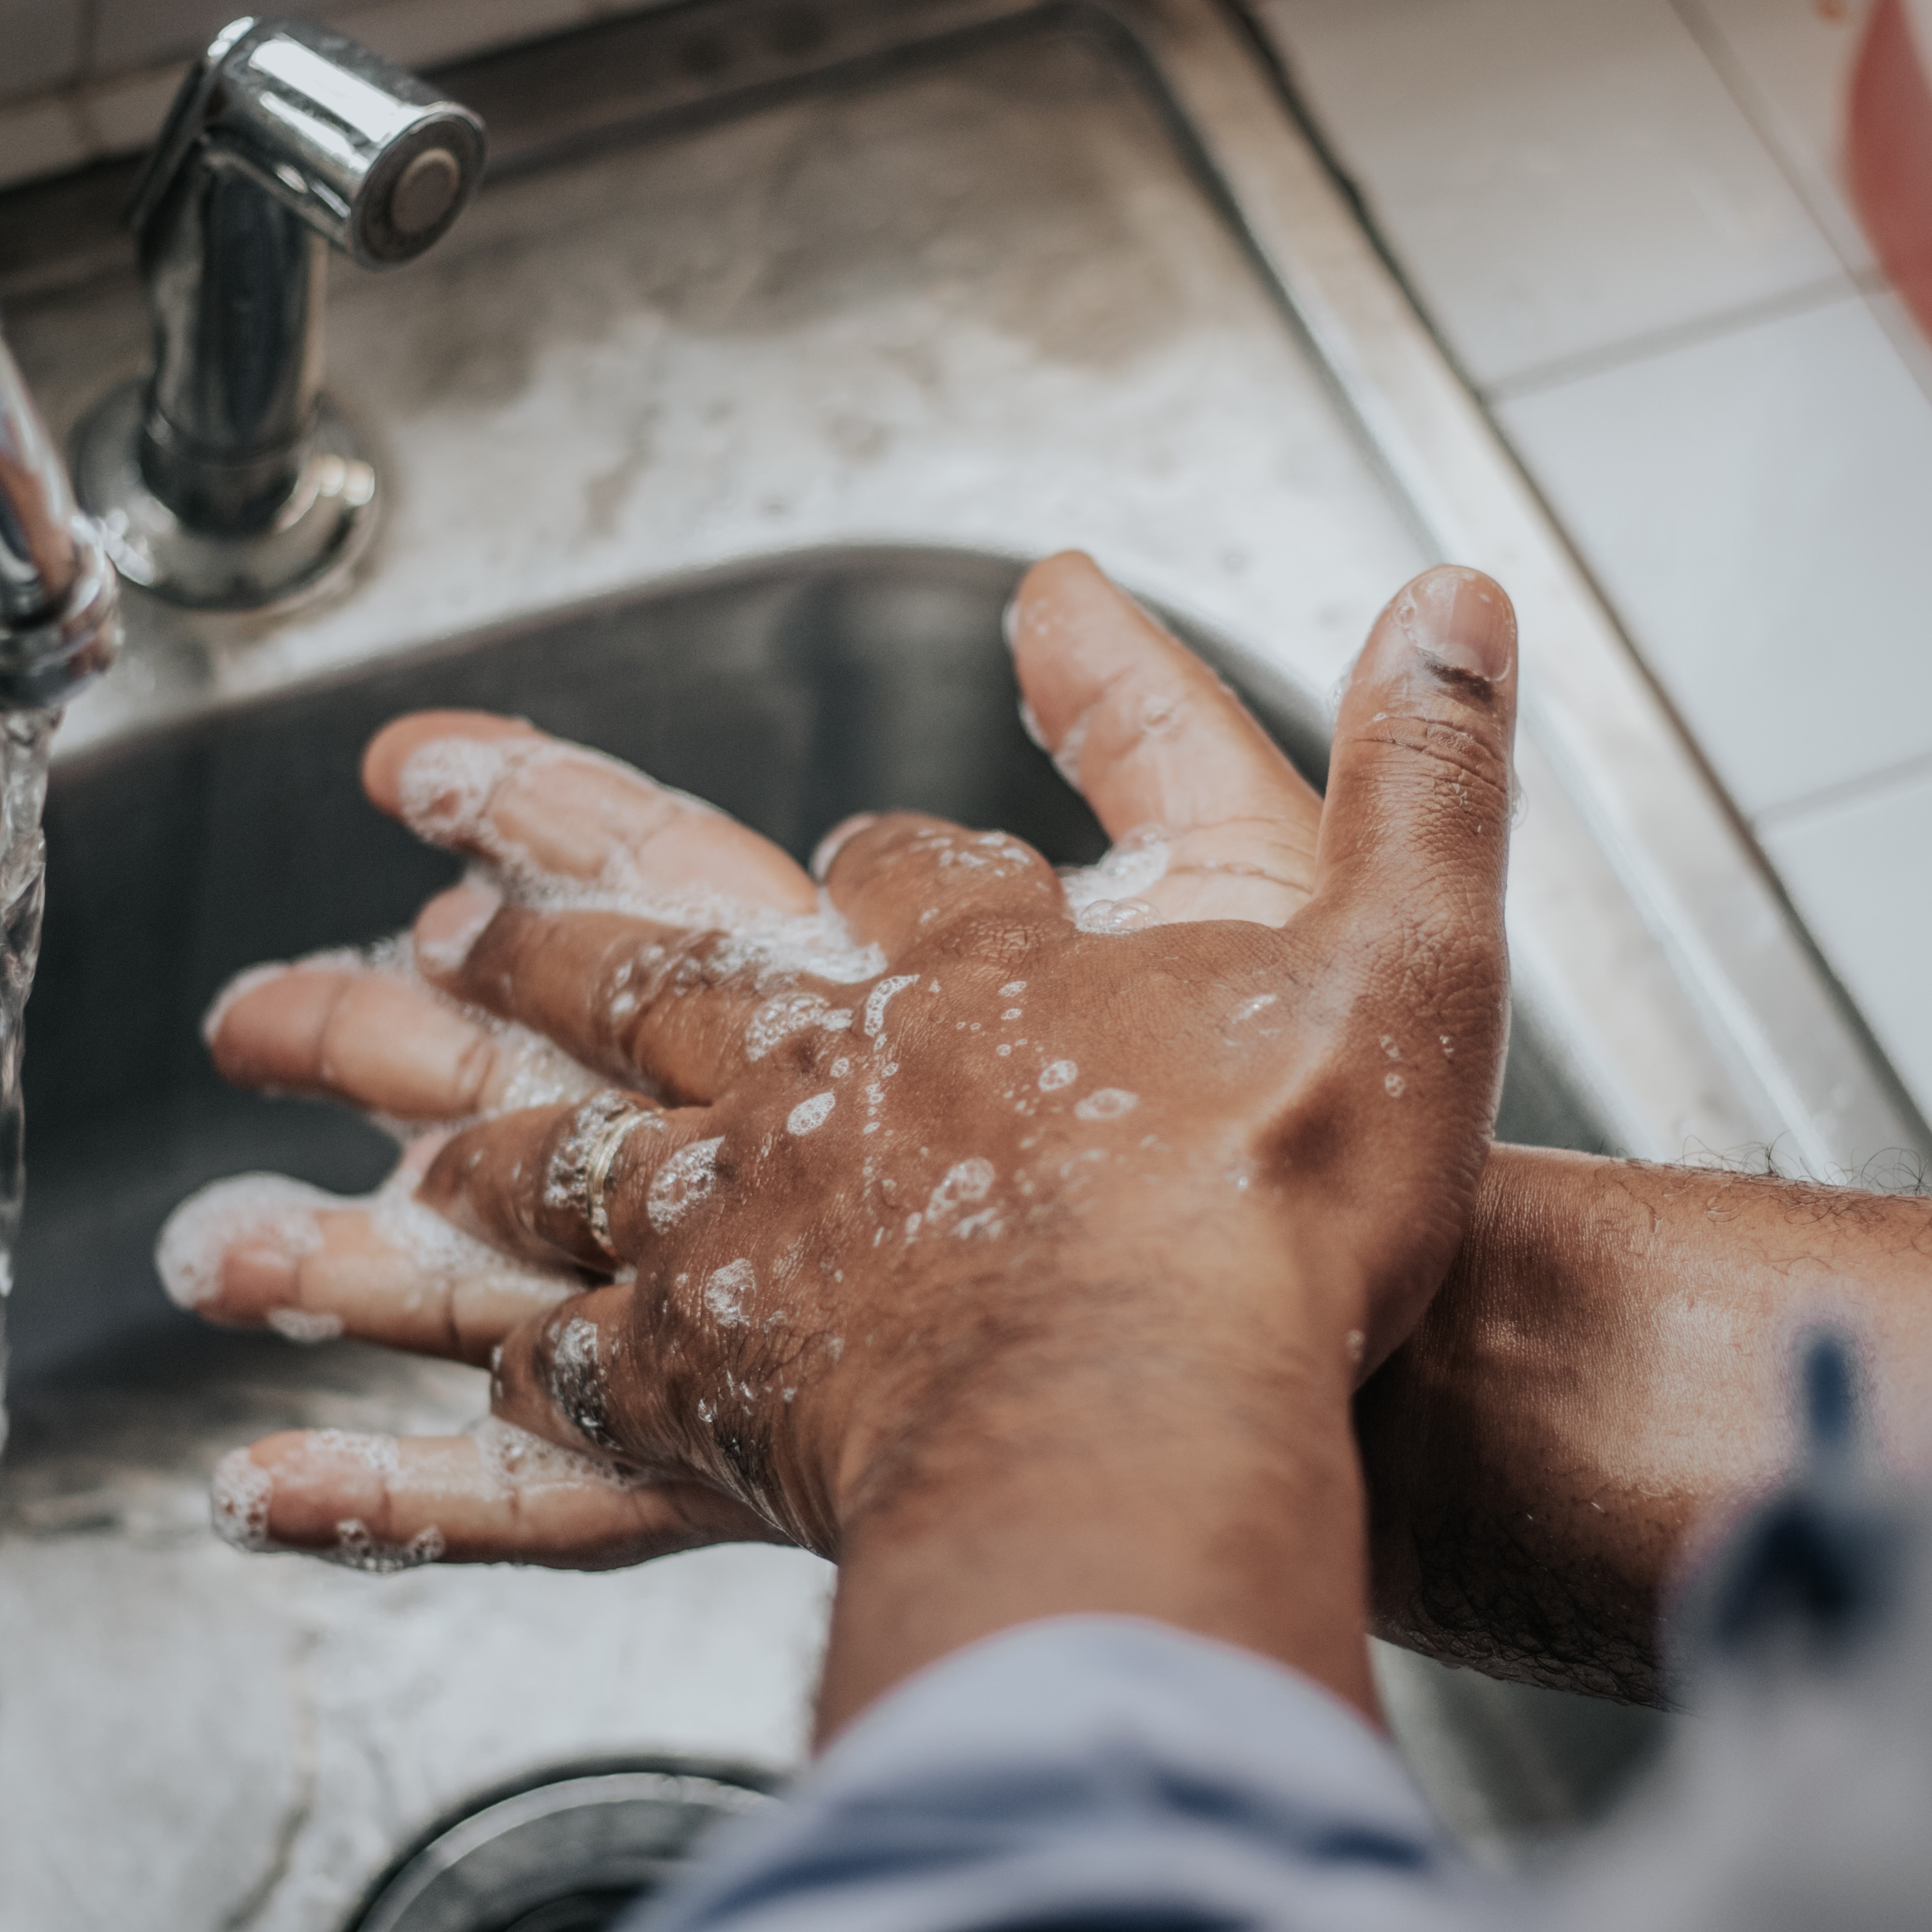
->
[577, 1098, 656, 1261]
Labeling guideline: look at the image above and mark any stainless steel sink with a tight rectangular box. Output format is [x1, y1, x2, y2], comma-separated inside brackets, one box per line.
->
[0, 0, 1909, 1921]
[2, 544, 1644, 1920]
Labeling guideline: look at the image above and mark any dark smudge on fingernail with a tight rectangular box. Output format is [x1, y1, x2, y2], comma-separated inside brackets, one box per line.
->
[1390, 567, 1516, 685]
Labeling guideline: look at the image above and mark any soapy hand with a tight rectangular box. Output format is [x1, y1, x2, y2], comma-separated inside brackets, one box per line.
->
[163, 556, 1519, 1613]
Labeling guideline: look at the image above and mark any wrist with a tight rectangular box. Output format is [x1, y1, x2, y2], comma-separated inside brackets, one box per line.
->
[807, 1220, 1380, 1741]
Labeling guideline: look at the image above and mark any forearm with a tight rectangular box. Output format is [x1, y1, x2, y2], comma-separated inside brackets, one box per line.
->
[1357, 1145, 1932, 1703]
[816, 1227, 1380, 1743]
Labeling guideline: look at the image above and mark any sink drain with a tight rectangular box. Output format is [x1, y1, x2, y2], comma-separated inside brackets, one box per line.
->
[348, 1759, 779, 1932]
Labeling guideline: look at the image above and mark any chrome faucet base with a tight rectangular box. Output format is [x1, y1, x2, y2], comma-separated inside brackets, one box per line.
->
[74, 19, 480, 615]
[74, 381, 378, 612]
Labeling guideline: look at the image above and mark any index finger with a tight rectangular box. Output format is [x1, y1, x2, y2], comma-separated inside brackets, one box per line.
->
[1008, 553, 1322, 925]
[362, 711, 817, 913]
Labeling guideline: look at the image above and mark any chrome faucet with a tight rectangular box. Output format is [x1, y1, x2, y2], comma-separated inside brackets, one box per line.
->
[73, 18, 485, 612]
[0, 327, 120, 706]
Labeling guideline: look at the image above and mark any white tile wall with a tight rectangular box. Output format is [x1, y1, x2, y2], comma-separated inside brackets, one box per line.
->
[1678, 0, 1875, 271]
[1255, 0, 1932, 1127]
[1764, 769, 1932, 1115]
[1496, 292, 1932, 820]
[1258, 0, 1845, 389]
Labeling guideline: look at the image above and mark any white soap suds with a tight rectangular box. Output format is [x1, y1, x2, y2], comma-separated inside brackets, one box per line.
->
[395, 735, 525, 848]
[413, 872, 500, 974]
[1030, 703, 1091, 787]
[1384, 1073, 1406, 1097]
[863, 975, 919, 1041]
[543, 1090, 658, 1216]
[267, 1307, 345, 1344]
[1074, 896, 1161, 935]
[1074, 1088, 1138, 1121]
[924, 1158, 996, 1230]
[309, 1427, 402, 1475]
[327, 1520, 446, 1573]
[648, 1135, 724, 1233]
[397, 737, 889, 992]
[788, 1091, 835, 1136]
[367, 1167, 564, 1296]
[471, 1416, 647, 1492]
[1038, 1060, 1078, 1093]
[999, 980, 1027, 998]
[211, 1448, 274, 1551]
[156, 1175, 328, 1308]
[548, 1313, 616, 1449]
[703, 1258, 757, 1326]
[745, 990, 852, 1062]
[1061, 826, 1169, 920]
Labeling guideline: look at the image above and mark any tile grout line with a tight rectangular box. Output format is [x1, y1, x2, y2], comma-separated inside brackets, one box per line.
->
[1756, 745, 1932, 836]
[1671, 0, 1932, 412]
[1483, 272, 1859, 404]
[1669, 0, 1860, 266]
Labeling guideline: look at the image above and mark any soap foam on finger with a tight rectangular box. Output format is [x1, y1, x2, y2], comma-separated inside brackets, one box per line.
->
[211, 1447, 276, 1551]
[211, 1433, 448, 1570]
[1060, 825, 1169, 923]
[471, 1415, 650, 1493]
[156, 1174, 330, 1310]
[203, 928, 606, 1134]
[398, 734, 890, 994]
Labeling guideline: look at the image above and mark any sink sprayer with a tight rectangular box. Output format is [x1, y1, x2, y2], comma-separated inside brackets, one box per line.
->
[0, 325, 123, 1450]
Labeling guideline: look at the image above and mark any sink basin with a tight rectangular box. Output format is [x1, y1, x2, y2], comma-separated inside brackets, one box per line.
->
[3, 546, 1647, 1927]
[3, 0, 1883, 1916]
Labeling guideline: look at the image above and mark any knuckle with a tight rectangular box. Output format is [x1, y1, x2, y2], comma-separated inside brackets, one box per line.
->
[923, 907, 1054, 972]
[1356, 700, 1513, 821]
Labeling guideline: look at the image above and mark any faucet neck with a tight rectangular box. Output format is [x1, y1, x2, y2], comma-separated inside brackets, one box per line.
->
[136, 161, 328, 532]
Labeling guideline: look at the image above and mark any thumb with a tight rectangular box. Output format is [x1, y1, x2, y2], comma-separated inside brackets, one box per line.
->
[1313, 565, 1517, 936]
[1283, 568, 1518, 1359]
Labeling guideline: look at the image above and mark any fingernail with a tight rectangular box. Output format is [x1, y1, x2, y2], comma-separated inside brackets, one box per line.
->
[201, 959, 292, 1048]
[1390, 567, 1516, 684]
[811, 813, 877, 881]
[414, 878, 502, 975]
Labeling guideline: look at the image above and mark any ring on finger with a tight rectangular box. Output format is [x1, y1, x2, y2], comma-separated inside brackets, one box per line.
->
[557, 1094, 659, 1261]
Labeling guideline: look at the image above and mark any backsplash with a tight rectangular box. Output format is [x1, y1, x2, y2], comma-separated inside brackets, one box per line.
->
[0, 0, 669, 191]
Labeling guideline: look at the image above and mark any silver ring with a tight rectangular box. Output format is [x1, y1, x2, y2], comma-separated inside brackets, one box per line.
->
[579, 1099, 656, 1261]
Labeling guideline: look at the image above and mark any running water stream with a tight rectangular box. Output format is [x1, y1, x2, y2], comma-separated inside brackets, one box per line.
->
[0, 708, 55, 1457]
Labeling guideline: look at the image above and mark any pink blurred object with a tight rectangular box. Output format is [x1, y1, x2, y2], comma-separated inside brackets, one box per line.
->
[1849, 0, 1932, 339]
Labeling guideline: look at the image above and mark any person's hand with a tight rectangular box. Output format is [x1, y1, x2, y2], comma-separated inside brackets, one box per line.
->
[165, 554, 1518, 1724]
